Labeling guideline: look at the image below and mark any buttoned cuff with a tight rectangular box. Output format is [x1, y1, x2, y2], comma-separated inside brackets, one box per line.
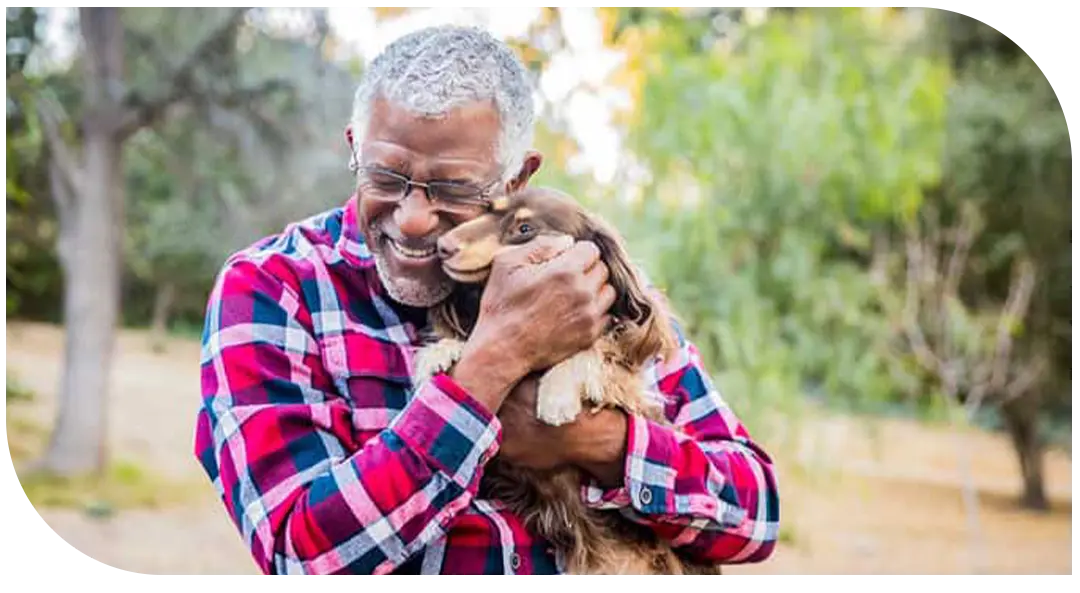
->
[582, 413, 674, 513]
[388, 372, 502, 493]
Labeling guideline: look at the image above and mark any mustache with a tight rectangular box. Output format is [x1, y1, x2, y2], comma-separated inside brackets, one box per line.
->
[371, 224, 439, 251]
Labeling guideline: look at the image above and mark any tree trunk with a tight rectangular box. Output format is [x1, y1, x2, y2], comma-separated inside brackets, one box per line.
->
[43, 138, 122, 475]
[39, 8, 126, 477]
[1000, 396, 1049, 511]
[149, 281, 175, 352]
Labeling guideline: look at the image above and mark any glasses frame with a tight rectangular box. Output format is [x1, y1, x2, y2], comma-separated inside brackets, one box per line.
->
[351, 153, 504, 212]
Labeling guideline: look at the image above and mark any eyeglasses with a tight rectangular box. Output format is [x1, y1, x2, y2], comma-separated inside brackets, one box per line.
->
[354, 163, 503, 213]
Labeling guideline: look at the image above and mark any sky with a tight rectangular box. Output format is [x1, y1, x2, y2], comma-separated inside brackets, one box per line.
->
[34, 7, 628, 184]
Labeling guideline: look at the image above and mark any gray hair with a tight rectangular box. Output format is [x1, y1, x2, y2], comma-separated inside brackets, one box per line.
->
[350, 25, 536, 181]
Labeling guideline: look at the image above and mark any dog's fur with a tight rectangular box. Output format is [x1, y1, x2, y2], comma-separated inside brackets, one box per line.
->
[411, 187, 723, 575]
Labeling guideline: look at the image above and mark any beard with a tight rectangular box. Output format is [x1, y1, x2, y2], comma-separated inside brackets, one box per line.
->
[371, 247, 455, 308]
[365, 221, 455, 309]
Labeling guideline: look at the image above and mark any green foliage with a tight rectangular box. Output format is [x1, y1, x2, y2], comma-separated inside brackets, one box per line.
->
[6, 20, 65, 321]
[4, 8, 1069, 466]
[7, 8, 358, 330]
[942, 48, 1071, 422]
[604, 9, 953, 438]
[6, 7, 40, 77]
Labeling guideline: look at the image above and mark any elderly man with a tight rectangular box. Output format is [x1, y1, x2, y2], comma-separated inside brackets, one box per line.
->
[194, 25, 779, 575]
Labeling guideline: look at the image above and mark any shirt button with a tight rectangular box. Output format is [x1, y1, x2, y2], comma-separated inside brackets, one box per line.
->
[510, 553, 521, 571]
[639, 486, 653, 505]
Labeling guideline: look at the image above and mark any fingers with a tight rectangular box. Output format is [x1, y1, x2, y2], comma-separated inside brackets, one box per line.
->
[596, 282, 617, 314]
[565, 240, 602, 272]
[583, 250, 610, 289]
[499, 238, 601, 275]
[514, 234, 576, 266]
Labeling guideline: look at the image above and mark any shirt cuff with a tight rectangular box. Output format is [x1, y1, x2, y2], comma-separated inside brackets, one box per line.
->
[582, 413, 681, 515]
[387, 372, 502, 493]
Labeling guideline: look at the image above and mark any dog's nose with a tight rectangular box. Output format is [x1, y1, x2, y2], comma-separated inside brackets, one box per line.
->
[436, 237, 459, 260]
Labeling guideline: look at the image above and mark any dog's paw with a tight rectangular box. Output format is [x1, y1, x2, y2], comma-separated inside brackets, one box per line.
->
[536, 364, 584, 426]
[578, 352, 605, 406]
[412, 339, 465, 385]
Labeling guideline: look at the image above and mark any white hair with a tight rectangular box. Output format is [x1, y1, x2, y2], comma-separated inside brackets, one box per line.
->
[350, 25, 536, 181]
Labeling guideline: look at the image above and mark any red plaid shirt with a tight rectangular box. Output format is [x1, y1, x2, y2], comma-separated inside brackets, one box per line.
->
[194, 195, 780, 575]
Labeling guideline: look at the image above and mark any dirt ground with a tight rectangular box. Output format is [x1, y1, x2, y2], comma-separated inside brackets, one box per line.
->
[5, 321, 1073, 575]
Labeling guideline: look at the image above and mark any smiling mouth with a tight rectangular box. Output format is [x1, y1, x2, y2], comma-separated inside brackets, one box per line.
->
[442, 264, 491, 283]
[387, 238, 437, 260]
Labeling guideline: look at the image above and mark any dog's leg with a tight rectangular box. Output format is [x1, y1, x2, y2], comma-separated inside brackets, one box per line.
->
[536, 349, 605, 426]
[412, 338, 466, 386]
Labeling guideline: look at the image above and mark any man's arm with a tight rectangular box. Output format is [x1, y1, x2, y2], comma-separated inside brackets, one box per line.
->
[578, 322, 781, 565]
[194, 257, 503, 575]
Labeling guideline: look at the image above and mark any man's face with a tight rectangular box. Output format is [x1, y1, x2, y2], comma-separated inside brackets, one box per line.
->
[349, 98, 539, 308]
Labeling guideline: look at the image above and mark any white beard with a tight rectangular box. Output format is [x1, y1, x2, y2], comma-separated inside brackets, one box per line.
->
[371, 248, 454, 308]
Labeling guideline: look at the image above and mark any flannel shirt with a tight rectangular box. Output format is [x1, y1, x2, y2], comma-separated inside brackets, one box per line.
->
[194, 194, 780, 575]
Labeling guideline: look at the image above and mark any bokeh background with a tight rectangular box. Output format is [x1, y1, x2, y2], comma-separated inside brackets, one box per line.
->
[5, 7, 1072, 575]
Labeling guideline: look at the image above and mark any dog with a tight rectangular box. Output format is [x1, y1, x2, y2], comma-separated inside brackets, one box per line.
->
[410, 187, 723, 575]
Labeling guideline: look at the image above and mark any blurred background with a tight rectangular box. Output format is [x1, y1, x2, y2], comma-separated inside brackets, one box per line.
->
[4, 7, 1071, 575]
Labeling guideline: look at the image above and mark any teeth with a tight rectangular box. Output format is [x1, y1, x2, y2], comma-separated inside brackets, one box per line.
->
[389, 240, 435, 259]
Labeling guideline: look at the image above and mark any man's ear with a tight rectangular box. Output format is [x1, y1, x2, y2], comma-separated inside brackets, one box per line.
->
[344, 125, 360, 172]
[344, 124, 356, 150]
[507, 150, 543, 193]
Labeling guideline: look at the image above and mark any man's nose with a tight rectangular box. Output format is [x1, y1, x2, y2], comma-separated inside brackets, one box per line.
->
[436, 236, 459, 260]
[393, 186, 439, 238]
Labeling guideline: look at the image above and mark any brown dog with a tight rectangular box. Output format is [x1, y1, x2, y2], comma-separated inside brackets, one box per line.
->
[411, 187, 722, 575]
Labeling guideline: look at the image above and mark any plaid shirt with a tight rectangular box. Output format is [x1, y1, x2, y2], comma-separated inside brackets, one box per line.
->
[194, 195, 780, 575]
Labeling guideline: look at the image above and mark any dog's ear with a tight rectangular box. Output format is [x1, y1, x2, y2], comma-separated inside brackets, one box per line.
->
[586, 214, 679, 366]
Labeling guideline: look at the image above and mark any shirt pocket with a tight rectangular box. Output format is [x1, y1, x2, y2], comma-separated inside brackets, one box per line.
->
[321, 328, 417, 435]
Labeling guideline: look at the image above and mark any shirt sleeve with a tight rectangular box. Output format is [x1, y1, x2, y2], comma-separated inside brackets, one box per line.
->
[580, 322, 781, 565]
[194, 256, 502, 574]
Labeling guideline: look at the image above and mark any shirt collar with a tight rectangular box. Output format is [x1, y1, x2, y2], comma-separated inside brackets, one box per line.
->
[334, 193, 430, 326]
[336, 193, 375, 270]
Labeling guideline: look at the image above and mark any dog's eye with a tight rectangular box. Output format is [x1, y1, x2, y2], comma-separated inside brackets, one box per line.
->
[517, 222, 533, 235]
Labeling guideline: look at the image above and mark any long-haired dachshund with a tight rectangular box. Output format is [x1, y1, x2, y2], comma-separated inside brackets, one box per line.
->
[411, 187, 722, 575]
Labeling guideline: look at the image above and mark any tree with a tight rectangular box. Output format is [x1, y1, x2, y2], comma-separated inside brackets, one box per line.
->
[876, 202, 1044, 570]
[18, 8, 295, 476]
[928, 10, 1071, 510]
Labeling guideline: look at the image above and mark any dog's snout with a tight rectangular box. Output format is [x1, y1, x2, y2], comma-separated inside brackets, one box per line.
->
[436, 236, 459, 260]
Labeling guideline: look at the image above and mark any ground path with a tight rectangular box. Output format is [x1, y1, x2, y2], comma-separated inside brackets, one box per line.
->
[5, 322, 1071, 574]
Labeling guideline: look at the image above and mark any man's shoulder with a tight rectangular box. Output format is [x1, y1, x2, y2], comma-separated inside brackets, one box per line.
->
[230, 204, 345, 262]
[214, 199, 366, 295]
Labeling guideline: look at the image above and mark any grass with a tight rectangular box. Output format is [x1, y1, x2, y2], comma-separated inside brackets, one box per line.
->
[16, 460, 205, 516]
[6, 371, 35, 402]
[7, 402, 206, 516]
[777, 524, 798, 545]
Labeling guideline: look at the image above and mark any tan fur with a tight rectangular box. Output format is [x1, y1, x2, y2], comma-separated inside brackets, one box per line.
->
[412, 187, 721, 575]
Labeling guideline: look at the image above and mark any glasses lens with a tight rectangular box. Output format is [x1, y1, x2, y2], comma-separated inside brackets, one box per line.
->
[364, 169, 408, 197]
[429, 182, 489, 210]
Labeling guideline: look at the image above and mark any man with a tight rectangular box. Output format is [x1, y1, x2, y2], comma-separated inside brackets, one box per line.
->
[194, 24, 779, 575]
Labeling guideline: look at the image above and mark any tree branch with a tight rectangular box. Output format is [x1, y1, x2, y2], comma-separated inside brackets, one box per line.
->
[117, 7, 249, 139]
[1003, 358, 1045, 402]
[34, 92, 84, 195]
[47, 160, 76, 268]
[210, 79, 294, 110]
[988, 259, 1037, 393]
[902, 231, 946, 378]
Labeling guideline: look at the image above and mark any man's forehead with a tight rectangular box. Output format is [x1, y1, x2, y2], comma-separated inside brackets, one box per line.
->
[361, 143, 498, 183]
[364, 98, 500, 140]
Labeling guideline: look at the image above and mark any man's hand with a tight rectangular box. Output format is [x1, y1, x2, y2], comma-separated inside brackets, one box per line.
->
[451, 236, 616, 412]
[496, 374, 629, 488]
